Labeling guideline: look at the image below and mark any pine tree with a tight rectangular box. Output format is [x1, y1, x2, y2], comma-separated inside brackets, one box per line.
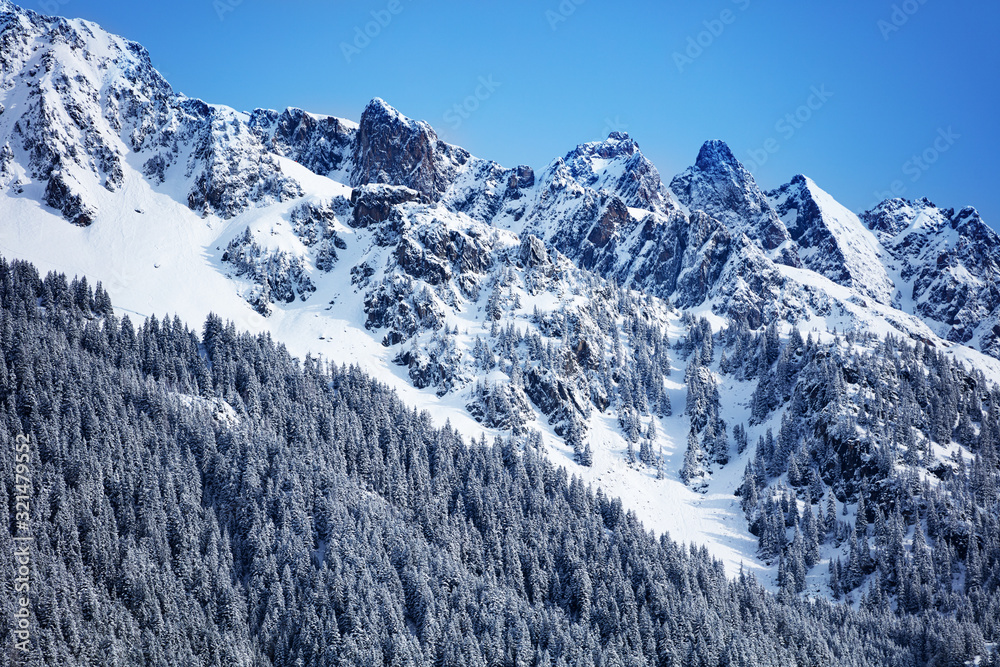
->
[639, 439, 654, 467]
[788, 455, 802, 487]
[734, 422, 748, 455]
[802, 504, 820, 569]
[825, 494, 837, 538]
[855, 490, 868, 537]
[711, 422, 730, 466]
[681, 429, 702, 485]
[966, 536, 983, 594]
[911, 524, 933, 584]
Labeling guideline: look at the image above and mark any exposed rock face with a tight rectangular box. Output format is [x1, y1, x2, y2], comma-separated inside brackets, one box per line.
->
[441, 159, 535, 224]
[670, 211, 735, 308]
[365, 273, 446, 346]
[504, 132, 668, 237]
[289, 199, 348, 272]
[348, 98, 539, 226]
[670, 140, 791, 253]
[524, 365, 590, 436]
[518, 234, 550, 269]
[413, 224, 493, 288]
[249, 107, 356, 177]
[480, 137, 856, 336]
[43, 168, 95, 226]
[586, 195, 630, 251]
[183, 101, 302, 218]
[862, 198, 1000, 349]
[351, 98, 470, 200]
[0, 2, 301, 223]
[768, 175, 895, 304]
[362, 211, 502, 345]
[476, 133, 670, 294]
[350, 183, 427, 228]
[562, 132, 671, 212]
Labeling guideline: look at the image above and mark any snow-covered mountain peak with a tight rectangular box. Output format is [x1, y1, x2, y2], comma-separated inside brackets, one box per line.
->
[365, 96, 409, 122]
[693, 139, 745, 175]
[858, 196, 1000, 353]
[351, 96, 475, 202]
[0, 2, 302, 222]
[669, 140, 792, 253]
[570, 131, 640, 160]
[767, 174, 895, 304]
[860, 197, 952, 242]
[560, 132, 671, 213]
[356, 97, 439, 148]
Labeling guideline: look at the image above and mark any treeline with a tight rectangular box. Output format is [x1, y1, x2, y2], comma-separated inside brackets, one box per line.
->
[716, 318, 1000, 640]
[395, 255, 674, 467]
[0, 256, 994, 666]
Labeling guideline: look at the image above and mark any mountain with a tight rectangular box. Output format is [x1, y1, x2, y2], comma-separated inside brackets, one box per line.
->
[2, 255, 986, 666]
[861, 197, 1000, 356]
[670, 139, 793, 255]
[767, 174, 895, 305]
[0, 1, 300, 224]
[2, 3, 1000, 664]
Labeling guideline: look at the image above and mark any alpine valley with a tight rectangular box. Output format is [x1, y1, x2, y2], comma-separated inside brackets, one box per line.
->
[1, 2, 999, 665]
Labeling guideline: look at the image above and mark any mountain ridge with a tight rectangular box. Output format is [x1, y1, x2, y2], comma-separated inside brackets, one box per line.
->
[2, 3, 1000, 647]
[2, 0, 997, 365]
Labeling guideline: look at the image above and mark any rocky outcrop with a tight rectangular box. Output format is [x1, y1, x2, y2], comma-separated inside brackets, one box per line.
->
[249, 107, 356, 177]
[350, 183, 427, 228]
[518, 234, 549, 268]
[222, 228, 316, 315]
[42, 168, 95, 226]
[862, 198, 1000, 352]
[670, 140, 791, 254]
[364, 274, 446, 346]
[768, 175, 895, 304]
[351, 98, 470, 200]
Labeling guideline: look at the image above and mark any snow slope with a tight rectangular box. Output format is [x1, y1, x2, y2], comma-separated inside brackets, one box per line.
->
[3, 0, 1000, 593]
[768, 175, 895, 305]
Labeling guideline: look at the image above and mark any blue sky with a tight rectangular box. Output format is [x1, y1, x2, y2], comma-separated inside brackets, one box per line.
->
[50, 0, 999, 225]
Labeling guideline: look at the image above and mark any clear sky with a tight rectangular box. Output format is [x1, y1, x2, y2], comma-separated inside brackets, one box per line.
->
[43, 0, 1000, 226]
